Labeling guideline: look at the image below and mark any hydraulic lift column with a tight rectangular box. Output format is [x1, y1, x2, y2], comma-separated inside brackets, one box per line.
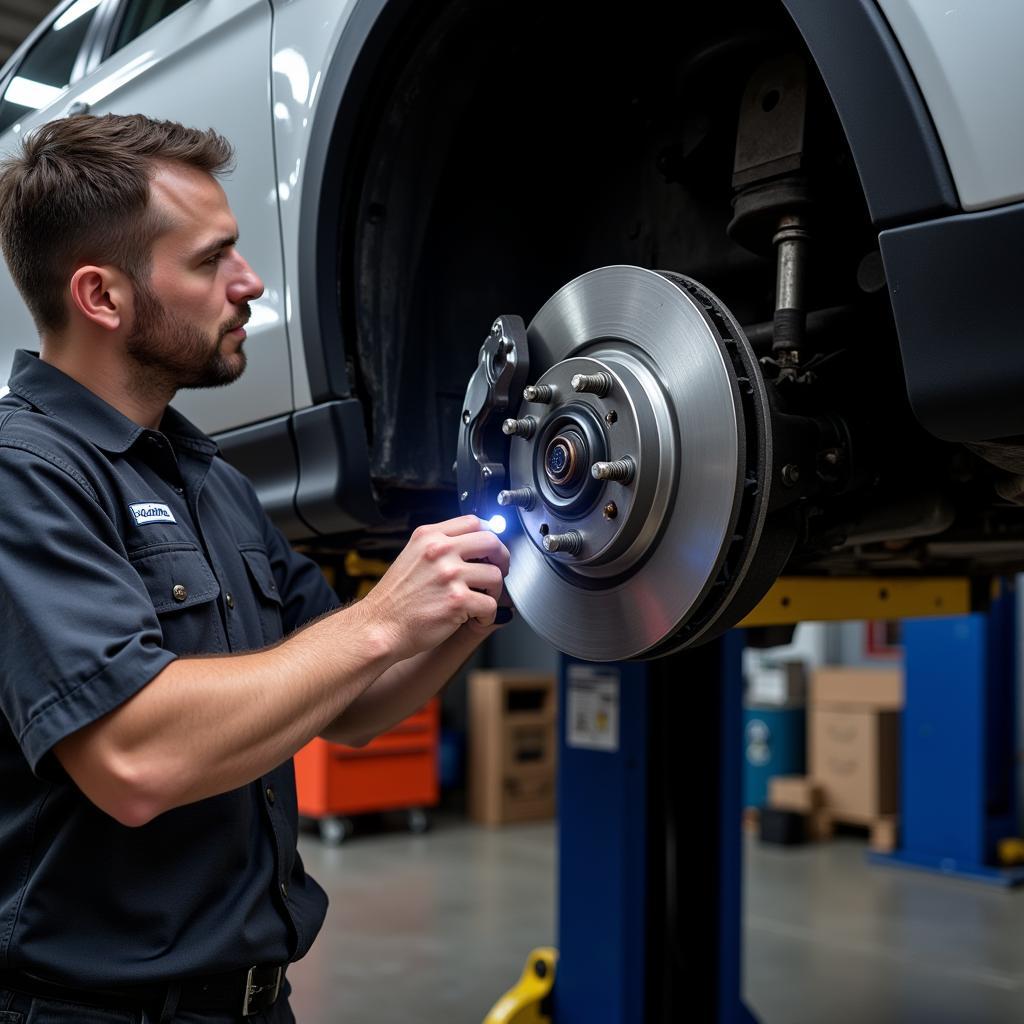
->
[555, 635, 757, 1024]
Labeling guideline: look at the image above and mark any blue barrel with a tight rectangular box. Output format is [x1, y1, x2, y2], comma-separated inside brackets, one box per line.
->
[743, 705, 807, 808]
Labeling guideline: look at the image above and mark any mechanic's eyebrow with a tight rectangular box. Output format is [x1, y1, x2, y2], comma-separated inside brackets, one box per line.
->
[192, 234, 238, 261]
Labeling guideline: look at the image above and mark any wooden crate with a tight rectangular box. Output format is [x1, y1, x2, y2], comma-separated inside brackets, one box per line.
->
[811, 811, 900, 852]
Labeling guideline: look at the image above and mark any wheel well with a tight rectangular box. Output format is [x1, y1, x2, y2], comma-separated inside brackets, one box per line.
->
[325, 0, 883, 525]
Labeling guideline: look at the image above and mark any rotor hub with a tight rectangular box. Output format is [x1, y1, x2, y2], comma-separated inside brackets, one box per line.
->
[511, 352, 674, 579]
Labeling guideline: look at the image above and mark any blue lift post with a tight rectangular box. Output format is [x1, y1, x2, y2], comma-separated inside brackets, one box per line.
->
[871, 584, 1024, 886]
[554, 633, 758, 1023]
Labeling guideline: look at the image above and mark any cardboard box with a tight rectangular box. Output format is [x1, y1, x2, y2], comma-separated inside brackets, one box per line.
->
[468, 671, 557, 826]
[768, 775, 822, 815]
[810, 667, 903, 711]
[809, 707, 900, 822]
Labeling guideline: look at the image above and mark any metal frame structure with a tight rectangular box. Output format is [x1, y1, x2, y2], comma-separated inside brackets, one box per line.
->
[523, 575, 1000, 1022]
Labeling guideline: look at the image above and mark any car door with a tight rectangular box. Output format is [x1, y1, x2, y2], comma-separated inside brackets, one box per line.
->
[0, 0, 291, 436]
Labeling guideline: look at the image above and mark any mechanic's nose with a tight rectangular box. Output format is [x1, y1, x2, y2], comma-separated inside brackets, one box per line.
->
[229, 253, 264, 305]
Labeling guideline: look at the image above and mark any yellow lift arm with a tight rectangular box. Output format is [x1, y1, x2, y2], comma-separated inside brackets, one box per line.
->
[738, 576, 973, 627]
[484, 948, 557, 1024]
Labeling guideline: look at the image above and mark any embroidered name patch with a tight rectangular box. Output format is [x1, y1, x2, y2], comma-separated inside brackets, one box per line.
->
[129, 502, 177, 526]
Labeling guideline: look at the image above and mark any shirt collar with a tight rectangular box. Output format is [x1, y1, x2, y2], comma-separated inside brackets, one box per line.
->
[5, 349, 219, 457]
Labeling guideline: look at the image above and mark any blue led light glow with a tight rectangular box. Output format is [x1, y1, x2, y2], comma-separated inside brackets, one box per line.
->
[486, 514, 507, 535]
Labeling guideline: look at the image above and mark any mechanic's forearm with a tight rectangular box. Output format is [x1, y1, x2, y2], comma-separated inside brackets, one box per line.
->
[57, 604, 395, 825]
[321, 622, 494, 746]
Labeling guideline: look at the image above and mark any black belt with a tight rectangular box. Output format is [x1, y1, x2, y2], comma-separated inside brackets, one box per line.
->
[0, 964, 285, 1017]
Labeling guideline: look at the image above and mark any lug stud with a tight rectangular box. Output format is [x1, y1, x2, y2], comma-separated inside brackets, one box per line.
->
[542, 530, 584, 555]
[571, 371, 613, 397]
[502, 416, 538, 439]
[591, 456, 636, 484]
[523, 384, 555, 404]
[497, 487, 537, 511]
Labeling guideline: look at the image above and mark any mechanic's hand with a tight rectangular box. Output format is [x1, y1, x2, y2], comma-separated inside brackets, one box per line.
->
[462, 583, 516, 638]
[359, 515, 510, 660]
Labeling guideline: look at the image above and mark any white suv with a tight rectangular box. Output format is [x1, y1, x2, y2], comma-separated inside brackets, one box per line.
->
[1, 0, 1022, 658]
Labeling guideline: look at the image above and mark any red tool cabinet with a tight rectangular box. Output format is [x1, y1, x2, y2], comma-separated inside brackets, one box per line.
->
[294, 698, 440, 843]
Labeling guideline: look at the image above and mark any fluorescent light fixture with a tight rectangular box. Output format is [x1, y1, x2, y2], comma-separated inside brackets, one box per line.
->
[54, 0, 102, 31]
[4, 77, 62, 110]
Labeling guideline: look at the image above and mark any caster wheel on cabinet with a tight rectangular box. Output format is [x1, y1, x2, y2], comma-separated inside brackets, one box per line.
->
[318, 816, 353, 846]
[407, 808, 431, 834]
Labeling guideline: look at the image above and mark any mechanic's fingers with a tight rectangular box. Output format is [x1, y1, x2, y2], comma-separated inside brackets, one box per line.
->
[463, 588, 499, 625]
[417, 514, 488, 538]
[464, 561, 504, 601]
[455, 529, 511, 574]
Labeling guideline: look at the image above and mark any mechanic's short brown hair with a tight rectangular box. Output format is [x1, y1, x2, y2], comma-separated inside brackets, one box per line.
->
[0, 113, 234, 333]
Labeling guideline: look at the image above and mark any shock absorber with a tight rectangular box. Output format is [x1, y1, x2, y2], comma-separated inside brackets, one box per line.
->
[726, 53, 813, 382]
[772, 212, 810, 377]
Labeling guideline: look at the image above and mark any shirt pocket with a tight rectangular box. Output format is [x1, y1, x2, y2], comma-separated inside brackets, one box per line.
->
[130, 543, 226, 655]
[239, 544, 284, 645]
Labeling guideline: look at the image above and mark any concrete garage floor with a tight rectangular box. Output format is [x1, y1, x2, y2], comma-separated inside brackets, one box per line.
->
[287, 821, 1024, 1023]
[746, 839, 1024, 1023]
[288, 820, 556, 1023]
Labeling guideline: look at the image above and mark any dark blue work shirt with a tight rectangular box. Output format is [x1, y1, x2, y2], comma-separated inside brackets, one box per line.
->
[0, 350, 341, 986]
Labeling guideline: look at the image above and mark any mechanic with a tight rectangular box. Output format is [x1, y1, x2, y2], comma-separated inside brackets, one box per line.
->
[0, 113, 511, 1022]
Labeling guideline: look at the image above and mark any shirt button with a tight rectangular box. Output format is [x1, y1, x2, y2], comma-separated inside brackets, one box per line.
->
[265, 786, 276, 805]
[172, 584, 188, 602]
[225, 592, 235, 609]
[280, 882, 288, 899]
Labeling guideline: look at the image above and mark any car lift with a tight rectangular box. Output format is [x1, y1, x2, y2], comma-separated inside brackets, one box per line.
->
[485, 576, 980, 1024]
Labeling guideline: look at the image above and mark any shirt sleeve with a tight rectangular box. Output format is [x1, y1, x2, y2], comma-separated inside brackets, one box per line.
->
[0, 446, 176, 776]
[253, 494, 342, 635]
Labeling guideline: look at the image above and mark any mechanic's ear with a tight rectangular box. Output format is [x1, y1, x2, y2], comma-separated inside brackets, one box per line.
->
[68, 265, 129, 332]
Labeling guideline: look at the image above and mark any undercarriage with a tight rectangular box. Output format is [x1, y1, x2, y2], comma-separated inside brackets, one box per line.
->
[333, 0, 1024, 655]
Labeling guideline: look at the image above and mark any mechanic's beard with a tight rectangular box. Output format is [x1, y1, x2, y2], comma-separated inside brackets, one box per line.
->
[125, 281, 248, 395]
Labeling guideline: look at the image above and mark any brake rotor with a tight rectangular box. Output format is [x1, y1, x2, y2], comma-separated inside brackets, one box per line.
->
[496, 266, 776, 661]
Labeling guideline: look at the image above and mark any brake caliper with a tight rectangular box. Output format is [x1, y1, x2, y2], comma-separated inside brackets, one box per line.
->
[456, 315, 529, 519]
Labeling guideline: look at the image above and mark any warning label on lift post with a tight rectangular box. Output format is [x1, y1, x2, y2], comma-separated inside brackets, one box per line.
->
[566, 664, 620, 752]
